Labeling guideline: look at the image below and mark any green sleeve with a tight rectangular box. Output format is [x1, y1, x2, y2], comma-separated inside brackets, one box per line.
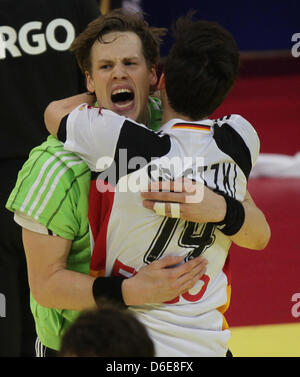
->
[6, 138, 89, 240]
[147, 96, 163, 131]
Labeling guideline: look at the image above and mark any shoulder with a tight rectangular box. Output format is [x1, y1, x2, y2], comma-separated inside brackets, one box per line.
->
[212, 114, 260, 178]
[6, 136, 90, 238]
[26, 135, 89, 178]
[6, 136, 90, 216]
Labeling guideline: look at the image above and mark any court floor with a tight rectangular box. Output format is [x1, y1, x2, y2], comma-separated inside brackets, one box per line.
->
[228, 322, 300, 357]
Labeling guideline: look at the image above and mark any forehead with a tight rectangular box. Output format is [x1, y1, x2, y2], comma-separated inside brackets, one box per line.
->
[91, 31, 145, 62]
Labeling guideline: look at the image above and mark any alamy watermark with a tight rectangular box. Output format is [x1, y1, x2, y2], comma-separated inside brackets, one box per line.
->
[95, 150, 205, 201]
[0, 293, 6, 318]
[291, 33, 300, 57]
[291, 293, 300, 318]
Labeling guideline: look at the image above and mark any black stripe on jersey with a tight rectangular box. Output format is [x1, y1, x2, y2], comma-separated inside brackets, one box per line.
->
[213, 123, 252, 179]
[57, 115, 68, 142]
[113, 120, 171, 183]
[233, 164, 237, 198]
[223, 163, 234, 198]
[218, 115, 231, 122]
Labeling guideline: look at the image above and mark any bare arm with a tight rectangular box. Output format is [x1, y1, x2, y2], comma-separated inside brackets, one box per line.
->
[141, 179, 271, 251]
[22, 228, 96, 311]
[44, 93, 96, 137]
[229, 190, 270, 250]
[22, 228, 208, 310]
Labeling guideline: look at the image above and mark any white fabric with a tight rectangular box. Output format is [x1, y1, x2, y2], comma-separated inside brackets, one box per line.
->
[250, 152, 300, 178]
[14, 211, 49, 235]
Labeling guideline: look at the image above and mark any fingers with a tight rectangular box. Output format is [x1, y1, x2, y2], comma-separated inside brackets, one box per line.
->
[143, 200, 197, 222]
[152, 201, 182, 218]
[142, 190, 187, 203]
[141, 179, 204, 208]
[151, 255, 207, 278]
[152, 255, 185, 269]
[175, 259, 208, 293]
[171, 256, 207, 280]
[149, 178, 197, 194]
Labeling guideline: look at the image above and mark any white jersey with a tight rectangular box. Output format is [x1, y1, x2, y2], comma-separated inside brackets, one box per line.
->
[58, 104, 259, 357]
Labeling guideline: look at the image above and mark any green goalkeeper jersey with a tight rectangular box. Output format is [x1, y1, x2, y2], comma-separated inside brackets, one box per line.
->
[6, 96, 162, 351]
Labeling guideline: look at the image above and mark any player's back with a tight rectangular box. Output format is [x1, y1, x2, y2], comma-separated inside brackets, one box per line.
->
[59, 105, 259, 356]
[95, 115, 258, 356]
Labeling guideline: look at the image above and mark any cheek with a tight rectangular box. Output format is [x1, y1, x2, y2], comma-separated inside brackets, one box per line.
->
[94, 77, 110, 103]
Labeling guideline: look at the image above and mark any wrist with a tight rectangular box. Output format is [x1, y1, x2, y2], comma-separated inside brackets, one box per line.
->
[121, 278, 132, 306]
[122, 276, 143, 306]
[92, 276, 128, 308]
[215, 193, 245, 236]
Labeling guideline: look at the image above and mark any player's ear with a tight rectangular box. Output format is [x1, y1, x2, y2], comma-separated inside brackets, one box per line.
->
[86, 71, 95, 93]
[157, 73, 165, 90]
[149, 65, 158, 87]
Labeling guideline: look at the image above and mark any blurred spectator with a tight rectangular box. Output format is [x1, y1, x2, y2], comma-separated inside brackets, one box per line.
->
[0, 0, 100, 357]
[100, 0, 142, 14]
[250, 153, 300, 178]
[59, 300, 155, 357]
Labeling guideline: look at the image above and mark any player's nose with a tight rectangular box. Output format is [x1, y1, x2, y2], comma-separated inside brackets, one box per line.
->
[112, 62, 128, 80]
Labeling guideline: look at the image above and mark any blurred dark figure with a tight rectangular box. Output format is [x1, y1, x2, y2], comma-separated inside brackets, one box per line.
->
[0, 0, 100, 357]
[59, 301, 155, 357]
[99, 0, 142, 14]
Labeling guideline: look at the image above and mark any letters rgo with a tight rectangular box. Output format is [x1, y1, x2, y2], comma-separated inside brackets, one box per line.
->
[0, 293, 6, 318]
[0, 18, 75, 59]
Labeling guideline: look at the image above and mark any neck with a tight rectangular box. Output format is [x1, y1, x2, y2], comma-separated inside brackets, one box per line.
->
[161, 91, 208, 124]
[137, 106, 149, 126]
[162, 104, 204, 124]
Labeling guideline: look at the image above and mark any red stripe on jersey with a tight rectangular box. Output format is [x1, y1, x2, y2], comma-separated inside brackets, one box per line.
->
[217, 254, 231, 330]
[89, 179, 115, 277]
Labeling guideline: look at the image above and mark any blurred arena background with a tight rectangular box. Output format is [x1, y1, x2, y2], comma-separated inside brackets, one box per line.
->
[100, 0, 300, 357]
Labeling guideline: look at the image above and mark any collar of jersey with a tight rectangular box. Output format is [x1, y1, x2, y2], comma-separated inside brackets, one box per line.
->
[160, 118, 214, 132]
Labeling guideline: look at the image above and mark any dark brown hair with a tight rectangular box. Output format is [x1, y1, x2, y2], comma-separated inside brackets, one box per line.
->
[71, 8, 167, 73]
[164, 13, 240, 119]
[59, 300, 155, 357]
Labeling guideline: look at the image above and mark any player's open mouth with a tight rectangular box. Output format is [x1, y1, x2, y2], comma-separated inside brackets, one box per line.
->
[111, 88, 135, 111]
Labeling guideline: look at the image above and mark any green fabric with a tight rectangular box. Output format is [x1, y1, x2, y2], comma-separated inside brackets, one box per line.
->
[6, 136, 91, 350]
[6, 97, 163, 351]
[147, 96, 162, 131]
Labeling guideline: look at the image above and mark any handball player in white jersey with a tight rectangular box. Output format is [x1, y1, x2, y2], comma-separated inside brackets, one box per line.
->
[46, 15, 268, 356]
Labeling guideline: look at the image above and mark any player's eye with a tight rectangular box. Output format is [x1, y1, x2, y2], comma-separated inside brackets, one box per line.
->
[100, 64, 111, 70]
[125, 61, 136, 66]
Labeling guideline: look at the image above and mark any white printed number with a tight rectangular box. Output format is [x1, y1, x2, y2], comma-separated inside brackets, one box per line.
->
[291, 33, 300, 58]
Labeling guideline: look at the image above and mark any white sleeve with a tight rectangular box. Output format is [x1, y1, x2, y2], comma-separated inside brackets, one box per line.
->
[62, 104, 130, 171]
[225, 114, 260, 167]
[14, 211, 55, 235]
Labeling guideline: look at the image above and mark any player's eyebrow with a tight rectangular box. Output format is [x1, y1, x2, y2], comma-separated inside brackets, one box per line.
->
[96, 56, 141, 64]
[123, 56, 140, 61]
